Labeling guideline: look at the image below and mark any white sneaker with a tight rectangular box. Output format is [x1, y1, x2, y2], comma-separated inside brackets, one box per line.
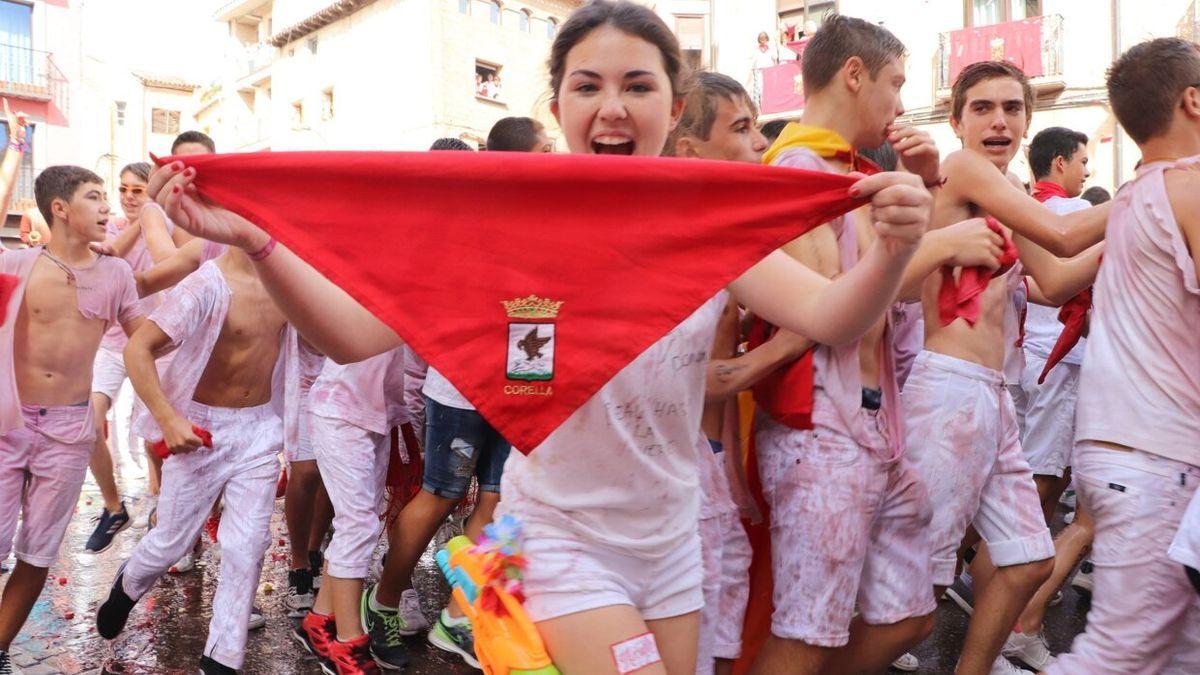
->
[1002, 630, 1055, 670]
[1059, 489, 1076, 510]
[891, 651, 919, 672]
[1072, 561, 1094, 596]
[247, 605, 266, 630]
[400, 588, 430, 634]
[168, 550, 197, 574]
[1063, 510, 1076, 524]
[988, 655, 1029, 674]
[132, 495, 157, 530]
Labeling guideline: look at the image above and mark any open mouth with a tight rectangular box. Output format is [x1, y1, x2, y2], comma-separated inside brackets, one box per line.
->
[982, 137, 1012, 150]
[591, 136, 635, 156]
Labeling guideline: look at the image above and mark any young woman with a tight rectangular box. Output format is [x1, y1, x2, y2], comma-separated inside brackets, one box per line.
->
[147, 3, 930, 672]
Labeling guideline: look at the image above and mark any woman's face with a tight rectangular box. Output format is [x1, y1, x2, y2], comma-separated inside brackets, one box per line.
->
[119, 171, 149, 219]
[552, 25, 684, 157]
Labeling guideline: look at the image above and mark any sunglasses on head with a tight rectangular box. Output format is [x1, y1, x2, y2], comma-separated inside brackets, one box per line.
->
[118, 185, 146, 195]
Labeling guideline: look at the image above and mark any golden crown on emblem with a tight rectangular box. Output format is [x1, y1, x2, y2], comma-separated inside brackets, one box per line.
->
[502, 294, 564, 319]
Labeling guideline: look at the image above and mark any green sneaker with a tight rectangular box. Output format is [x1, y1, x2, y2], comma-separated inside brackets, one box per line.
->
[427, 609, 481, 670]
[359, 584, 411, 670]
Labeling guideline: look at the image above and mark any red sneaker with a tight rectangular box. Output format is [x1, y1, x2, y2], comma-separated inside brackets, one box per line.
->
[325, 634, 381, 675]
[293, 610, 336, 659]
[204, 513, 221, 543]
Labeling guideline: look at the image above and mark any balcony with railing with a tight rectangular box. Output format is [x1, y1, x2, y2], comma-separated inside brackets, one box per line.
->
[757, 38, 809, 119]
[935, 14, 1064, 101]
[0, 44, 69, 118]
[230, 42, 276, 84]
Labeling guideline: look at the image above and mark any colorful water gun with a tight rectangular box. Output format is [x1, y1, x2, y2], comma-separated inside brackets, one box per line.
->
[435, 515, 559, 675]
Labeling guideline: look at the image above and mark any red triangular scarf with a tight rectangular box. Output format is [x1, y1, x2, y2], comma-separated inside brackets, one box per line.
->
[0, 273, 17, 327]
[164, 151, 865, 453]
[1030, 182, 1095, 384]
[1037, 288, 1091, 384]
[937, 216, 1020, 326]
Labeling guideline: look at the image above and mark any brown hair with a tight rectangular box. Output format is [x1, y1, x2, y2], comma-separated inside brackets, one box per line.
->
[35, 165, 103, 225]
[665, 71, 755, 156]
[801, 15, 905, 94]
[120, 161, 151, 183]
[1108, 38, 1200, 143]
[548, 0, 686, 99]
[951, 61, 1034, 123]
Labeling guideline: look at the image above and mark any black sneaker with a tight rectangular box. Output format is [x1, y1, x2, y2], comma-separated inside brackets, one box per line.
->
[309, 550, 324, 589]
[85, 503, 131, 554]
[427, 611, 480, 669]
[198, 655, 237, 674]
[96, 569, 138, 639]
[359, 584, 410, 669]
[943, 574, 975, 616]
[0, 649, 18, 675]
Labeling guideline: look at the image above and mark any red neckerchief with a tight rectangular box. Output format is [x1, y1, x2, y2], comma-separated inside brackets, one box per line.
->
[160, 151, 868, 453]
[1031, 181, 1069, 202]
[0, 273, 18, 327]
[936, 217, 1020, 326]
[1030, 181, 1095, 383]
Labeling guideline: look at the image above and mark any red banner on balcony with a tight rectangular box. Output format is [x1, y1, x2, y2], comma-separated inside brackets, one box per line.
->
[949, 17, 1046, 83]
[760, 61, 805, 116]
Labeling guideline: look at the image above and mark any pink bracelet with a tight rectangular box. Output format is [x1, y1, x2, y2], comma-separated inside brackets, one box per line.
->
[248, 236, 277, 261]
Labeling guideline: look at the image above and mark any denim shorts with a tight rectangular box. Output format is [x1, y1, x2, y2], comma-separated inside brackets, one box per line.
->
[422, 396, 511, 499]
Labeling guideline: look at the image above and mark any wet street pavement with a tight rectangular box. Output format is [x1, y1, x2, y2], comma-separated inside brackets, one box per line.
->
[5, 386, 1091, 674]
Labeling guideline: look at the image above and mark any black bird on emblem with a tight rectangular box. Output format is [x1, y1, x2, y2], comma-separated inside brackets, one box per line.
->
[517, 326, 552, 360]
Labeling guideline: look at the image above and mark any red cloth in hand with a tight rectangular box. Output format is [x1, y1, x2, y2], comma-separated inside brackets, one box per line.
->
[150, 425, 212, 459]
[0, 273, 17, 327]
[937, 217, 1019, 327]
[162, 151, 867, 453]
[1037, 288, 1092, 384]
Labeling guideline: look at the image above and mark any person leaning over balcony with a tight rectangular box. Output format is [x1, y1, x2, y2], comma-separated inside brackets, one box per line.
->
[0, 99, 30, 250]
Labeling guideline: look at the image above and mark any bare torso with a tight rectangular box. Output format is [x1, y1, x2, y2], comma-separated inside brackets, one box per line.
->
[923, 188, 1010, 371]
[190, 258, 287, 408]
[14, 255, 108, 405]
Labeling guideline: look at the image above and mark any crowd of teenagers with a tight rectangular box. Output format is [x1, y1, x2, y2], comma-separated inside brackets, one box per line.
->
[1, 1, 1198, 674]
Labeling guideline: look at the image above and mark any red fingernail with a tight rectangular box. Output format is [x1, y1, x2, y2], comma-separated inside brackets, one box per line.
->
[172, 185, 180, 194]
[849, 187, 861, 197]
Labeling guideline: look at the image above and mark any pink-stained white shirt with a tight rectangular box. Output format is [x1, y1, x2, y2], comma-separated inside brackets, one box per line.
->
[0, 247, 141, 440]
[1076, 157, 1200, 466]
[422, 366, 474, 411]
[130, 261, 306, 448]
[1023, 196, 1091, 366]
[772, 147, 905, 459]
[308, 346, 408, 435]
[498, 292, 726, 559]
[403, 347, 428, 436]
[100, 204, 176, 353]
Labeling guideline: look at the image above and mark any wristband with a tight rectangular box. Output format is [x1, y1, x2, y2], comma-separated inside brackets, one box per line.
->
[7, 141, 23, 153]
[248, 236, 277, 261]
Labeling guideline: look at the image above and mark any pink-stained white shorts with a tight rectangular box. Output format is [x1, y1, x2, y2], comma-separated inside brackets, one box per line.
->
[520, 530, 704, 624]
[903, 351, 1054, 586]
[286, 408, 316, 463]
[311, 413, 389, 578]
[91, 346, 126, 402]
[1046, 443, 1200, 675]
[0, 404, 93, 567]
[697, 508, 751, 672]
[756, 403, 936, 647]
[1015, 353, 1079, 477]
[1171, 489, 1200, 570]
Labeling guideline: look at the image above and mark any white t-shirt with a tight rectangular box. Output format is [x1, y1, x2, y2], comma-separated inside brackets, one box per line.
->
[1023, 195, 1091, 366]
[497, 292, 727, 559]
[422, 366, 474, 411]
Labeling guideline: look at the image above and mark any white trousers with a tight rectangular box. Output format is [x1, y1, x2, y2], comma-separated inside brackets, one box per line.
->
[120, 401, 282, 670]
